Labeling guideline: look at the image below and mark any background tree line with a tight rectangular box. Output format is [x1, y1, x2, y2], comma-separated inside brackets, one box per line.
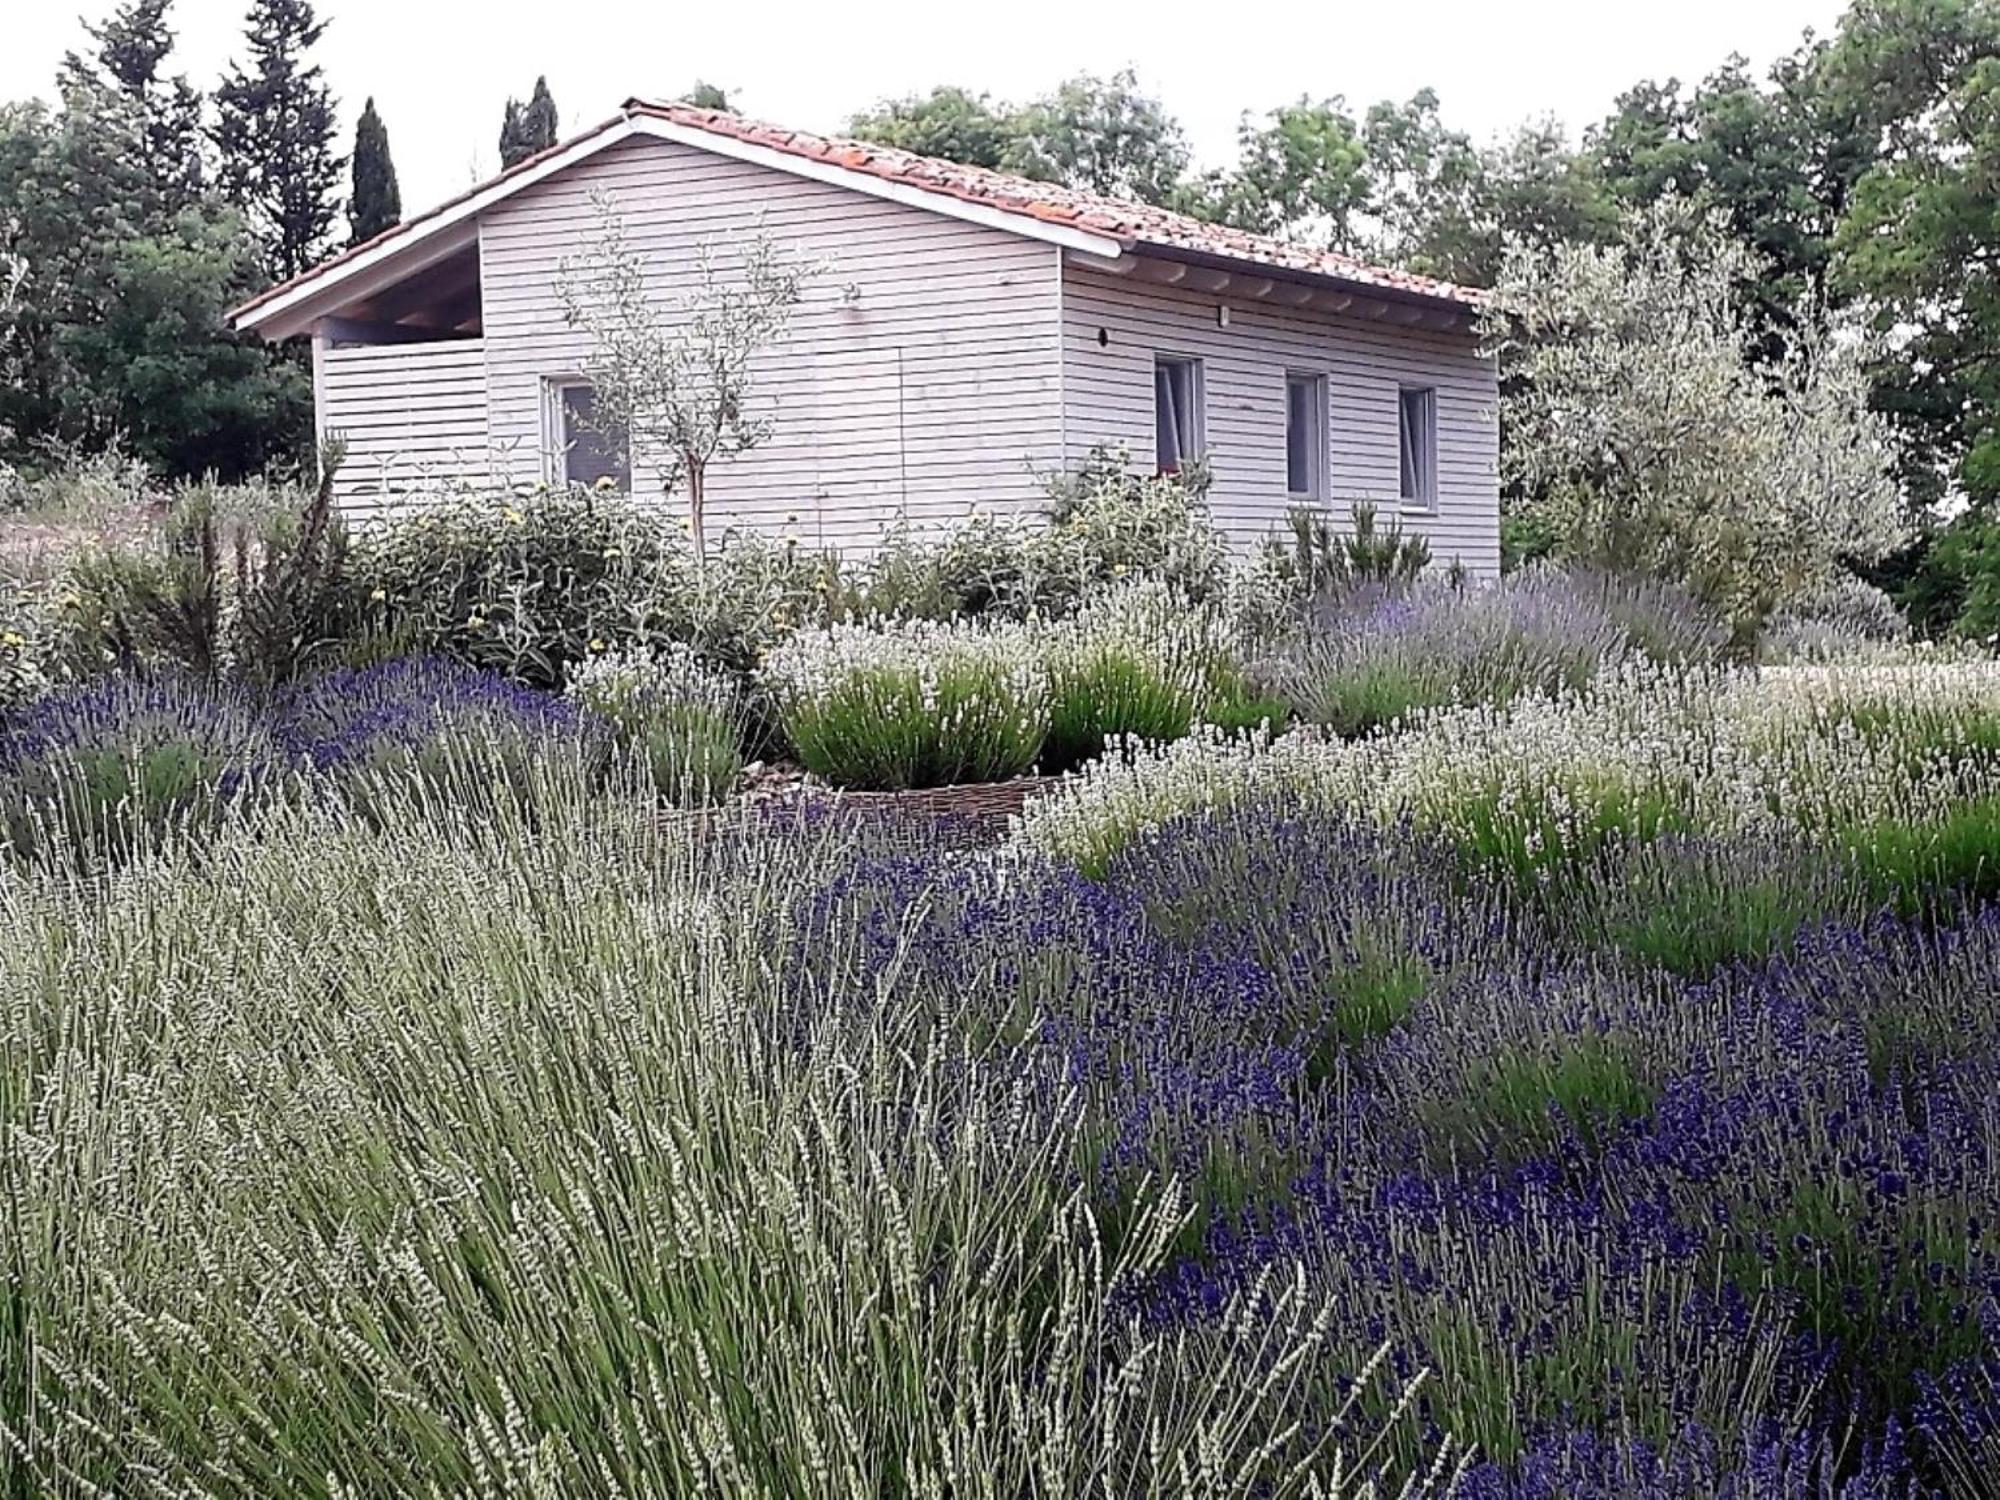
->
[2, 0, 1995, 628]
[0, 0, 602, 481]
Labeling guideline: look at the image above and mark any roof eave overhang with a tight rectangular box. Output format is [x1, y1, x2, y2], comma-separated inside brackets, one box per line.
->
[230, 113, 651, 339]
[1121, 241, 1485, 325]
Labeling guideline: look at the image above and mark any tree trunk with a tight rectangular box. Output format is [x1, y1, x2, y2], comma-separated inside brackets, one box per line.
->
[687, 457, 707, 568]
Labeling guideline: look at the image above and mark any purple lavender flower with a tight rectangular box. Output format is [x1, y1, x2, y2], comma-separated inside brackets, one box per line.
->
[0, 674, 285, 866]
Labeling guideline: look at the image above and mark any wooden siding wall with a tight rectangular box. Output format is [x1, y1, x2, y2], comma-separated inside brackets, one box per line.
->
[1061, 263, 1501, 573]
[476, 137, 1063, 550]
[318, 338, 494, 516]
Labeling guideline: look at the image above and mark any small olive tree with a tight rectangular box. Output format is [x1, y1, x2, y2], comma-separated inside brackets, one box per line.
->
[1482, 204, 1905, 628]
[556, 194, 812, 562]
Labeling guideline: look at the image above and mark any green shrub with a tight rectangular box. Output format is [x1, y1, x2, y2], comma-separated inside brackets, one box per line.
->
[0, 441, 154, 520]
[1426, 1035, 1655, 1165]
[42, 456, 363, 687]
[567, 644, 743, 806]
[1263, 502, 1433, 607]
[1895, 508, 2000, 641]
[1843, 793, 2000, 910]
[54, 502, 222, 679]
[226, 456, 368, 687]
[760, 616, 1049, 790]
[1578, 833, 1869, 976]
[843, 513, 1039, 621]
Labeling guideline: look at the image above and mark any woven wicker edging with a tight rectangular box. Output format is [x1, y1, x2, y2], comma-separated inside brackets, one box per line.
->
[812, 775, 1056, 822]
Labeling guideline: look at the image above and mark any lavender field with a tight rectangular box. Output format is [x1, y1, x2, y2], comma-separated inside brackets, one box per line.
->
[1, 652, 1998, 1496]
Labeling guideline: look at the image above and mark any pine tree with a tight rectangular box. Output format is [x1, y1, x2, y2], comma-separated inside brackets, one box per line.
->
[521, 77, 559, 155]
[213, 0, 344, 283]
[348, 97, 400, 244]
[59, 0, 206, 213]
[498, 98, 527, 168]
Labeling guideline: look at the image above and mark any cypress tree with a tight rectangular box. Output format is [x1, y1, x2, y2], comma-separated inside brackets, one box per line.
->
[521, 76, 560, 155]
[348, 97, 400, 244]
[498, 97, 527, 168]
[213, 0, 344, 282]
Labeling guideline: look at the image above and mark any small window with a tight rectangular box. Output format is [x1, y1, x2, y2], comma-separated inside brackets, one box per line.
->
[548, 380, 630, 492]
[1155, 357, 1204, 473]
[1398, 386, 1437, 508]
[1286, 373, 1326, 499]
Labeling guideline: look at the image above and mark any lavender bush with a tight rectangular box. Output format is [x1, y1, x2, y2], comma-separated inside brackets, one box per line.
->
[760, 615, 1049, 789]
[0, 674, 282, 867]
[278, 655, 609, 818]
[6, 632, 2000, 1493]
[566, 643, 742, 806]
[1279, 569, 1643, 737]
[0, 776, 1443, 1495]
[1041, 579, 1242, 774]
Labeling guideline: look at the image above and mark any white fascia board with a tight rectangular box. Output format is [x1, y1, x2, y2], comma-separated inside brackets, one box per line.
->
[626, 116, 1129, 262]
[232, 117, 648, 337]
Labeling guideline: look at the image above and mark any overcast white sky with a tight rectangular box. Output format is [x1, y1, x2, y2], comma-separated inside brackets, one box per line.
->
[5, 0, 1853, 214]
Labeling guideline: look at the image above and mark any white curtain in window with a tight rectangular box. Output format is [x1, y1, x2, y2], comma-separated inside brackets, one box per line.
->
[1156, 360, 1199, 471]
[1399, 388, 1436, 504]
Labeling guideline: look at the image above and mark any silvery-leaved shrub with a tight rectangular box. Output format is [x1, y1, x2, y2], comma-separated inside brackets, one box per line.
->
[760, 615, 1048, 790]
[837, 512, 1041, 621]
[1561, 564, 1730, 664]
[348, 486, 699, 688]
[0, 674, 281, 869]
[567, 643, 742, 806]
[1279, 569, 1632, 737]
[1028, 448, 1229, 612]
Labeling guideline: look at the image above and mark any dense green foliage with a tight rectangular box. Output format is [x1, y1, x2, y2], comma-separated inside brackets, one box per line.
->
[346, 96, 400, 244]
[498, 75, 559, 168]
[211, 0, 343, 284]
[1, 0, 321, 478]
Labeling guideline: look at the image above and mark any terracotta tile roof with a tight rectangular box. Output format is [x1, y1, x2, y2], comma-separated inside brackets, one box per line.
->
[628, 100, 1486, 310]
[231, 99, 1486, 328]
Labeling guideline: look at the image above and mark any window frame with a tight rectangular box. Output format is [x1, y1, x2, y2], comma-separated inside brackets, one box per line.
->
[1285, 370, 1328, 502]
[1397, 384, 1439, 512]
[542, 376, 631, 493]
[1153, 355, 1206, 474]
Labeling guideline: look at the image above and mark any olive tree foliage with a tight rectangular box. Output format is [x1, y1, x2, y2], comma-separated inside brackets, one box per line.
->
[1484, 205, 1905, 626]
[555, 194, 814, 562]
